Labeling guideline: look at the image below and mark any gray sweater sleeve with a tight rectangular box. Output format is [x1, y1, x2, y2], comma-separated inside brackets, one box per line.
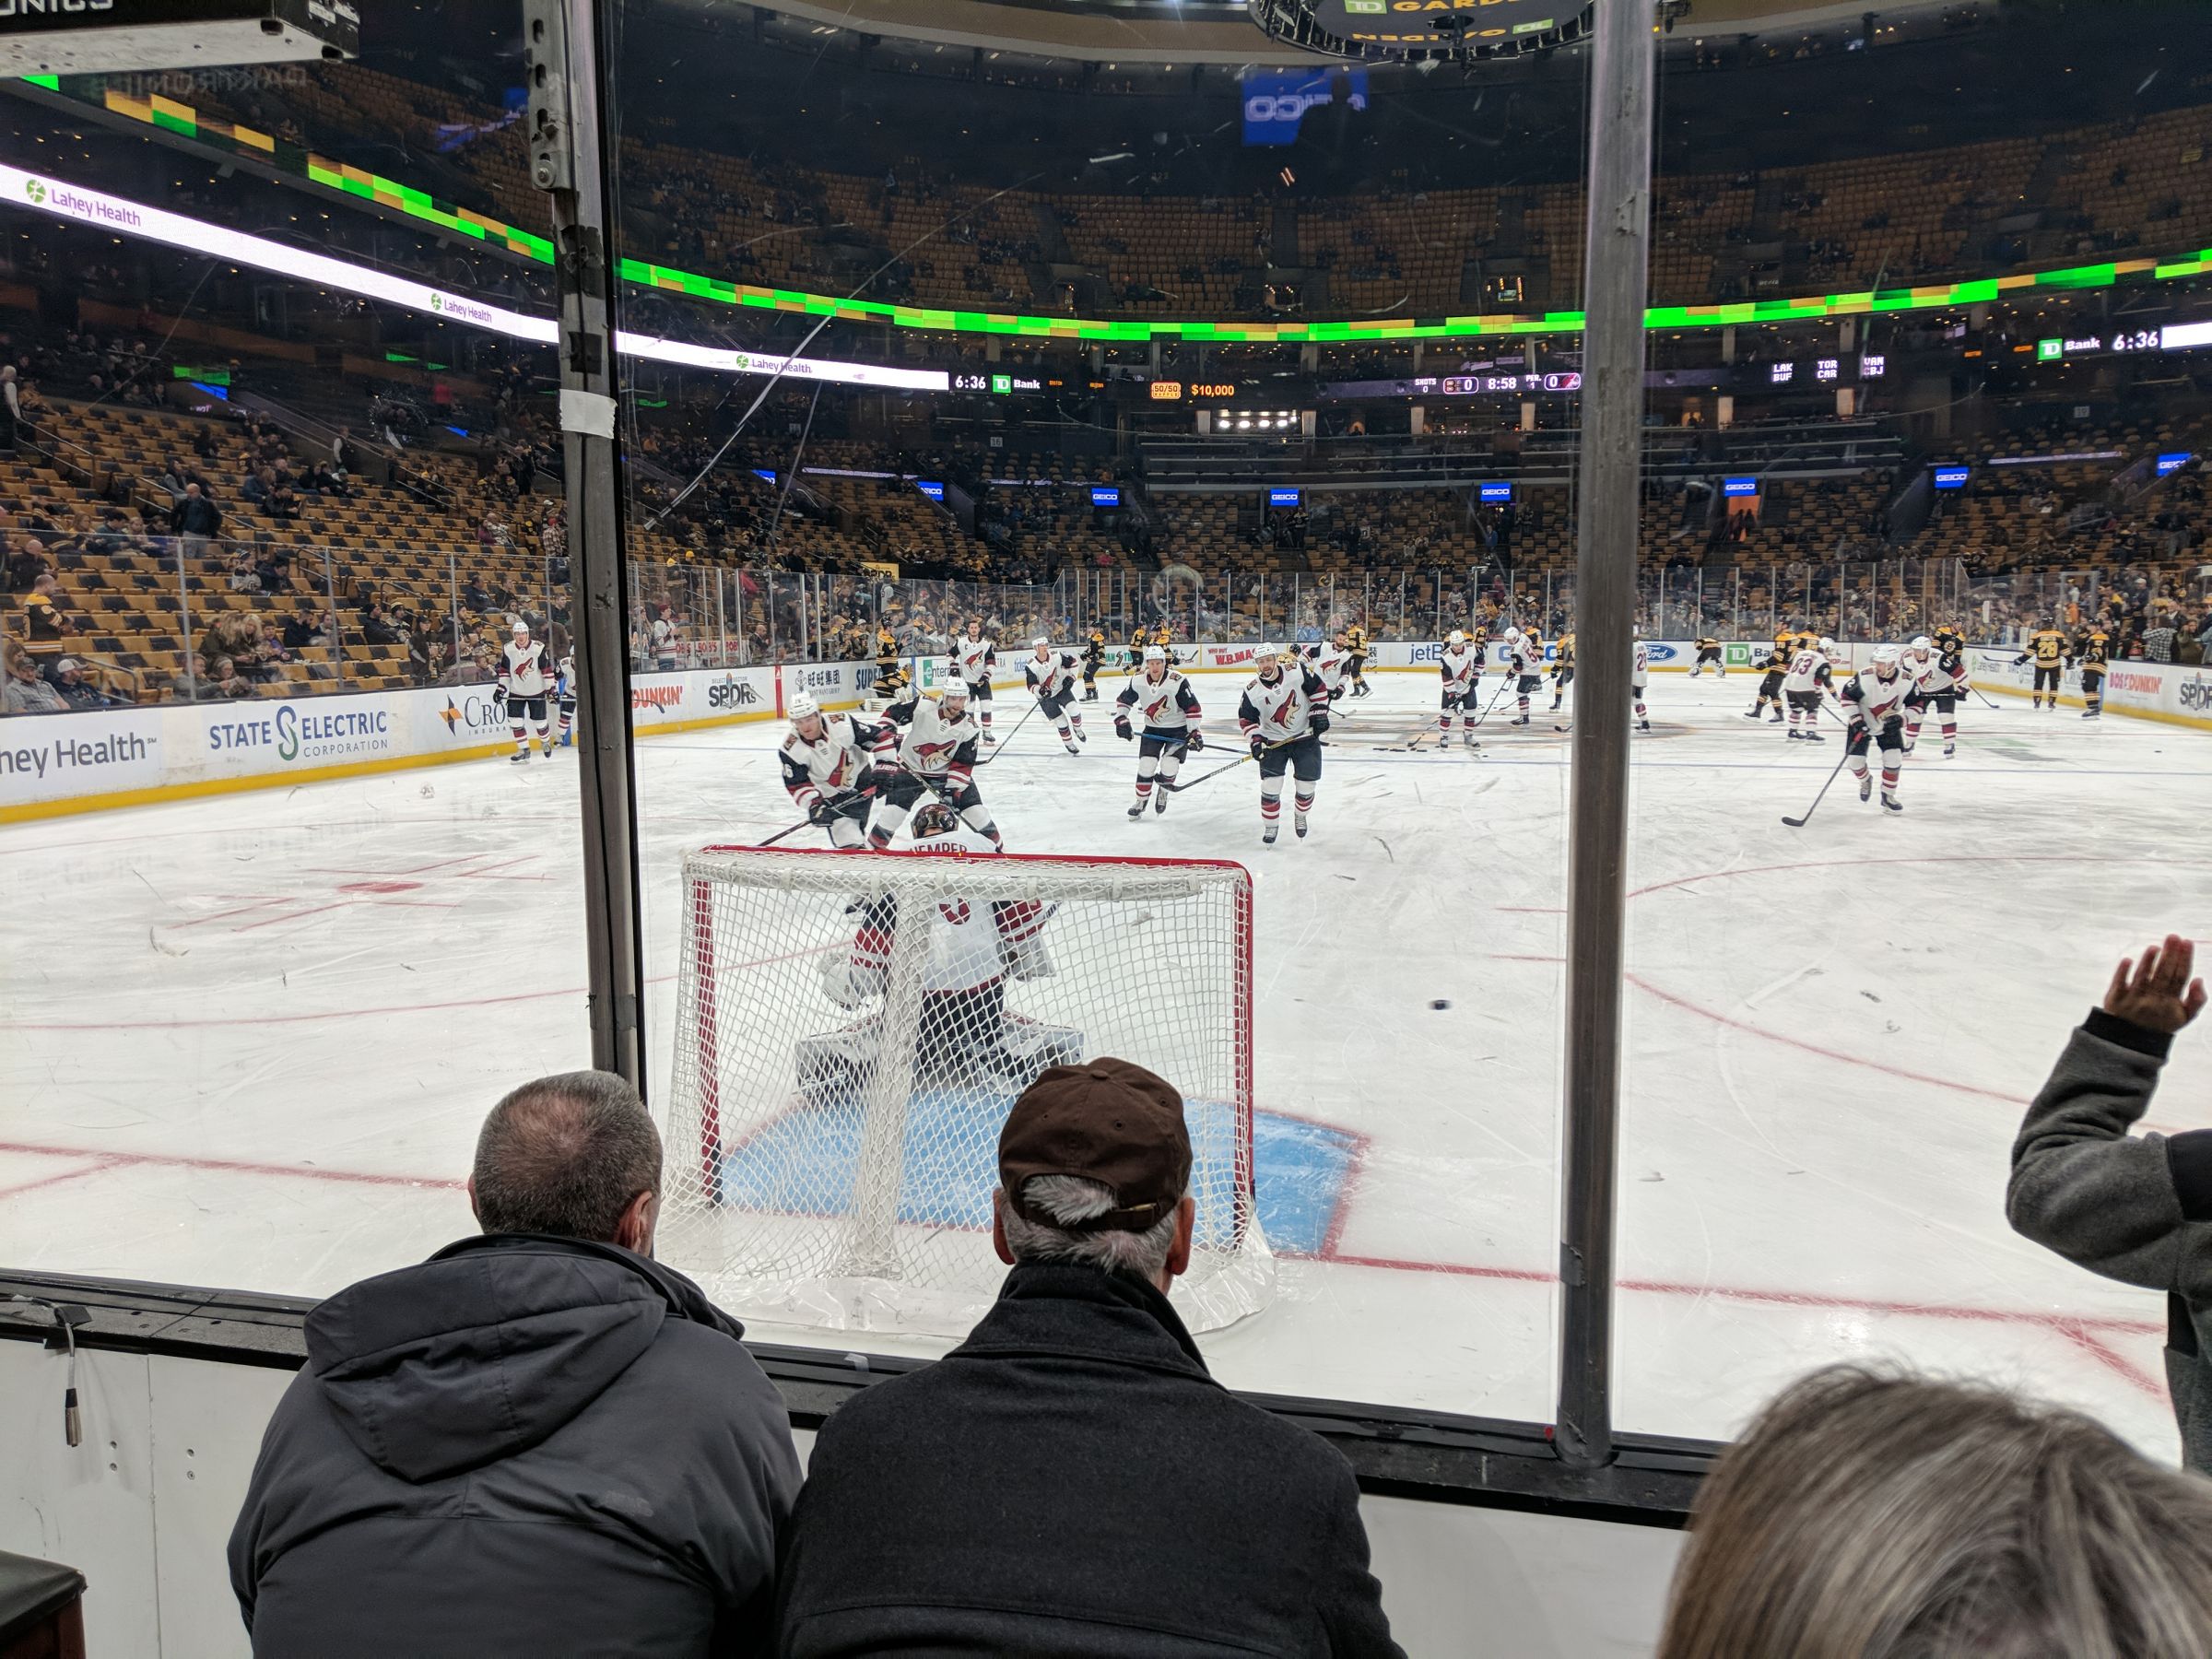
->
[2006, 1009, 2203, 1294]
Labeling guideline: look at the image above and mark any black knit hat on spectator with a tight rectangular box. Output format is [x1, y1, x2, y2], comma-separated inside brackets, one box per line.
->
[998, 1058, 1192, 1233]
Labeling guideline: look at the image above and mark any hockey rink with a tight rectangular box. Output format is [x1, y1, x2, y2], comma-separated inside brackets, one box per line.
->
[2, 665, 2207, 1453]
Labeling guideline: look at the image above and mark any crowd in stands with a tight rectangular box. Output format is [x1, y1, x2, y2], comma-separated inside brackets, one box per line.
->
[218, 935, 2212, 1656]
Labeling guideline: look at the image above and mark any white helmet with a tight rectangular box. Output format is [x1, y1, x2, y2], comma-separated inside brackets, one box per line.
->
[1032, 636, 1050, 650]
[510, 616, 529, 636]
[1910, 635, 1933, 653]
[1818, 637, 1838, 654]
[1504, 626, 1524, 643]
[939, 678, 970, 703]
[1871, 644, 1901, 670]
[788, 693, 821, 724]
[1447, 629, 1466, 647]
[1144, 645, 1167, 664]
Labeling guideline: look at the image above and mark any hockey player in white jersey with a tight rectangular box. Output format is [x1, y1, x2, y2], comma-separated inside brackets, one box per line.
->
[1437, 629, 1483, 749]
[1023, 638, 1088, 755]
[801, 802, 1077, 1096]
[496, 618, 556, 762]
[1301, 629, 1351, 707]
[1113, 645, 1205, 818]
[1631, 637, 1651, 733]
[865, 681, 1002, 849]
[1910, 627, 1971, 758]
[1896, 635, 1942, 757]
[1781, 638, 1837, 741]
[550, 625, 578, 749]
[1504, 627, 1546, 727]
[1238, 645, 1331, 844]
[954, 618, 998, 746]
[1840, 643, 1912, 812]
[778, 694, 881, 849]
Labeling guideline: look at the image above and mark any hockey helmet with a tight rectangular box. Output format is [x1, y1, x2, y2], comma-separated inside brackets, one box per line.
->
[1818, 637, 1838, 655]
[1144, 645, 1168, 664]
[1910, 635, 1933, 653]
[1447, 629, 1467, 647]
[1032, 636, 1051, 651]
[909, 801, 959, 841]
[788, 693, 821, 725]
[510, 616, 530, 636]
[938, 678, 971, 704]
[1871, 643, 1902, 670]
[1504, 626, 1524, 643]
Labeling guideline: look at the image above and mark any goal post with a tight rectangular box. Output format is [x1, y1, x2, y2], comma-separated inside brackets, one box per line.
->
[665, 845, 1272, 1336]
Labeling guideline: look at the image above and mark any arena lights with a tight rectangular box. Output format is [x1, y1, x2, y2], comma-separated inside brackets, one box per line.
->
[0, 164, 949, 393]
[38, 71, 2212, 350]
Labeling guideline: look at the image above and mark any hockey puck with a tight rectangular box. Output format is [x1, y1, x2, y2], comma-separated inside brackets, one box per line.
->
[1430, 999, 1451, 1010]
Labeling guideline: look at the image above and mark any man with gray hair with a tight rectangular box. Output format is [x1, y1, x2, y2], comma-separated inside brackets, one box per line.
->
[775, 1058, 1402, 1656]
[229, 1071, 799, 1657]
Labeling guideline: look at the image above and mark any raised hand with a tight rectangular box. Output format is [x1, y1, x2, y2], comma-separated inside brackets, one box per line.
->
[2104, 935, 2208, 1036]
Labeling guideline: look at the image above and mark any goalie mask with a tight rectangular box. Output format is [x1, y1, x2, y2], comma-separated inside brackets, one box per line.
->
[908, 801, 960, 841]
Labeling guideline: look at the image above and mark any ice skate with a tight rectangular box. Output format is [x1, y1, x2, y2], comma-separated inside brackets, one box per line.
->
[1769, 712, 1783, 724]
[1127, 800, 1147, 819]
[1806, 730, 1826, 743]
[1943, 740, 1956, 758]
[1512, 715, 1530, 727]
[1463, 730, 1479, 749]
[1857, 774, 1873, 803]
[1294, 812, 1308, 839]
[1638, 718, 1651, 733]
[1153, 792, 1169, 815]
[1742, 709, 1763, 721]
[1262, 822, 1278, 845]
[1064, 741, 1081, 756]
[1882, 793, 1904, 813]
[509, 750, 529, 765]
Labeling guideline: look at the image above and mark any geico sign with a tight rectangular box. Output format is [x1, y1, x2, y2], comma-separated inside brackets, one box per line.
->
[707, 678, 761, 709]
[1244, 91, 1334, 123]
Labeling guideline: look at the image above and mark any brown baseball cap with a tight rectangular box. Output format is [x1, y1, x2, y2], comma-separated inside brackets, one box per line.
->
[998, 1058, 1191, 1233]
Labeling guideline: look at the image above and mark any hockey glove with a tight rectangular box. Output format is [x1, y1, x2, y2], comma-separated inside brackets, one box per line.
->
[806, 799, 838, 827]
[1249, 735, 1268, 760]
[1309, 711, 1331, 738]
[491, 686, 508, 713]
[1185, 729, 1205, 752]
[1114, 716, 1133, 741]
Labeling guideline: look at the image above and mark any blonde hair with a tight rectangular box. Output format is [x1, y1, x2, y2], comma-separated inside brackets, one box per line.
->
[1657, 1366, 2212, 1659]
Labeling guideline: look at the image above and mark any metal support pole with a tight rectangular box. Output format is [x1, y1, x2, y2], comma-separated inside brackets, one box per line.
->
[524, 0, 646, 1088]
[1556, 0, 1654, 1474]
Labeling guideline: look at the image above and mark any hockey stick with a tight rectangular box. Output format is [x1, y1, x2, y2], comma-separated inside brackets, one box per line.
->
[1464, 677, 1517, 732]
[1163, 732, 1312, 794]
[757, 783, 875, 848]
[1782, 746, 1855, 829]
[975, 694, 1043, 764]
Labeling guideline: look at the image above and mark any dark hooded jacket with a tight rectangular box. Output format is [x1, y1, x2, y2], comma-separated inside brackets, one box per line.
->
[229, 1234, 798, 1658]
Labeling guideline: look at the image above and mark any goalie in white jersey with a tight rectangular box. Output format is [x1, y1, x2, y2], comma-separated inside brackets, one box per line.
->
[1113, 646, 1205, 818]
[1238, 644, 1331, 844]
[777, 694, 882, 849]
[1022, 639, 1088, 756]
[1840, 644, 1912, 812]
[496, 617, 556, 763]
[953, 618, 998, 746]
[1437, 629, 1483, 748]
[866, 681, 1002, 850]
[801, 803, 1078, 1097]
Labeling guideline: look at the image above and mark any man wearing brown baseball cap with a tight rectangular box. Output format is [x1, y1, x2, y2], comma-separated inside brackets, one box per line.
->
[776, 1059, 1401, 1658]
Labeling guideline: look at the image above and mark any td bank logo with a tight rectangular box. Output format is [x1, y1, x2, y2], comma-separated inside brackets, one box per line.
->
[1342, 0, 1385, 10]
[24, 180, 45, 205]
[430, 293, 443, 312]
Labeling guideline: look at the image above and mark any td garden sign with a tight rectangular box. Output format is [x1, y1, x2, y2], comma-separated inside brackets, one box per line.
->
[1306, 0, 1578, 50]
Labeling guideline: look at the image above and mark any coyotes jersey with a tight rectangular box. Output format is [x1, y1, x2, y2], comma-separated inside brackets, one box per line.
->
[499, 640, 550, 699]
[1841, 666, 1910, 724]
[877, 690, 982, 789]
[1632, 641, 1649, 685]
[1936, 645, 1971, 693]
[838, 830, 1046, 997]
[555, 652, 576, 700]
[1239, 667, 1330, 745]
[1302, 642, 1347, 700]
[1024, 651, 1080, 701]
[1899, 643, 1940, 692]
[954, 635, 996, 686]
[1507, 639, 1545, 679]
[1116, 668, 1202, 735]
[1783, 649, 1832, 694]
[1440, 644, 1480, 697]
[779, 712, 878, 810]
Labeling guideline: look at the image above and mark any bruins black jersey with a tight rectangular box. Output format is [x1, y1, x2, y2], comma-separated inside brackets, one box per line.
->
[1553, 632, 1576, 672]
[1695, 636, 1719, 651]
[2077, 631, 2111, 671]
[1084, 631, 1105, 663]
[1150, 624, 1173, 648]
[1345, 626, 1370, 657]
[874, 629, 900, 666]
[2027, 629, 2067, 666]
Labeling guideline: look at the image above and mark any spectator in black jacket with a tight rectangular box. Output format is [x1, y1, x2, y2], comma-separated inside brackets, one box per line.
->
[229, 1071, 800, 1658]
[776, 1059, 1401, 1658]
[2009, 935, 2210, 1468]
[171, 481, 221, 550]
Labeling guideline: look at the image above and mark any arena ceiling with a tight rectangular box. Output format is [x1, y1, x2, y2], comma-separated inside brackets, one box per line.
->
[717, 0, 1962, 66]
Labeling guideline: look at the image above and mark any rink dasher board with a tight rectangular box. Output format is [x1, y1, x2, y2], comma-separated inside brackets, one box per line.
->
[6, 646, 2207, 819]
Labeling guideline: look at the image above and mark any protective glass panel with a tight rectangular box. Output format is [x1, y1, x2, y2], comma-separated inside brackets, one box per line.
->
[1618, 5, 2212, 1460]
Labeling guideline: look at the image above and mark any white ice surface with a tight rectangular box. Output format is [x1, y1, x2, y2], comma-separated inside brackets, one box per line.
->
[3, 668, 2206, 1453]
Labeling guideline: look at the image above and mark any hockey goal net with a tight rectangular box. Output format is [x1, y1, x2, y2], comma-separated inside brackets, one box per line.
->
[664, 846, 1272, 1335]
